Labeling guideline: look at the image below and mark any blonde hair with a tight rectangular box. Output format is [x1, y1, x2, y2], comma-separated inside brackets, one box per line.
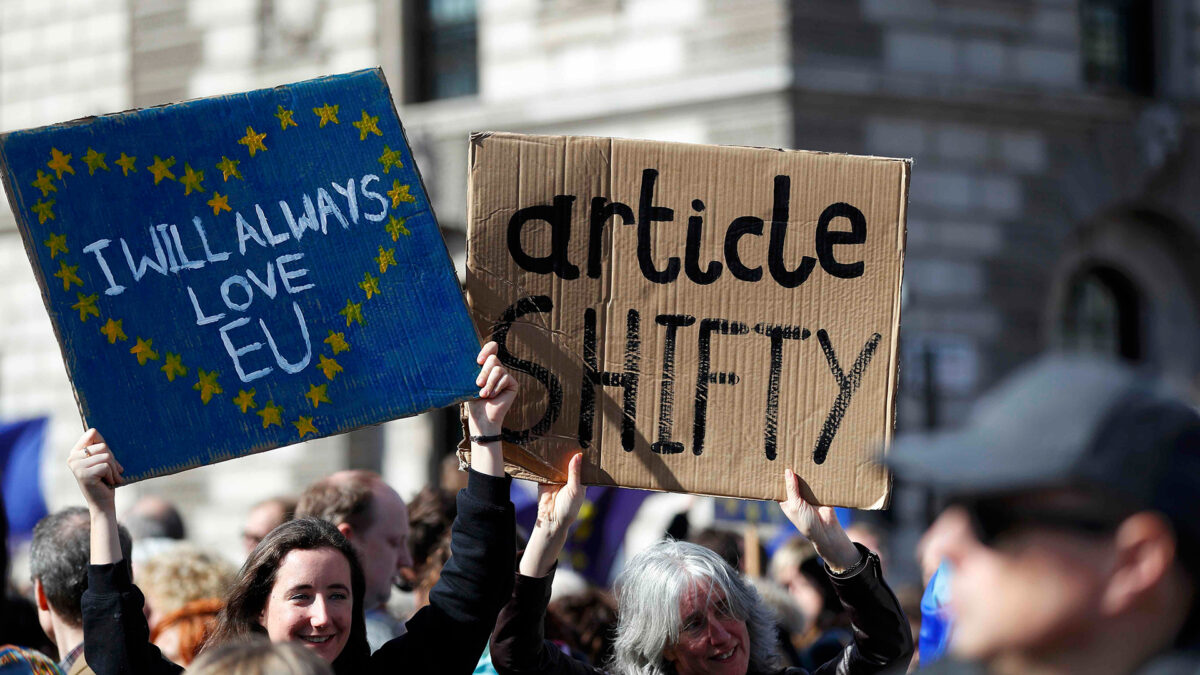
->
[186, 640, 332, 675]
[141, 544, 235, 617]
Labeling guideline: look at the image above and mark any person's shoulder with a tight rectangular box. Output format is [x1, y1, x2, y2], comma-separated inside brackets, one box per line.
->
[0, 645, 64, 675]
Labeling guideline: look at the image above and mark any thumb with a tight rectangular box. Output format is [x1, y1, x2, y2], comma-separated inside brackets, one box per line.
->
[567, 453, 583, 490]
[784, 469, 800, 502]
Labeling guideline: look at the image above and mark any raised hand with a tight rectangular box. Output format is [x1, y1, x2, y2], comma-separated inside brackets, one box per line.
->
[780, 468, 862, 573]
[521, 453, 585, 578]
[467, 341, 518, 438]
[534, 453, 586, 538]
[66, 428, 125, 564]
[67, 428, 123, 516]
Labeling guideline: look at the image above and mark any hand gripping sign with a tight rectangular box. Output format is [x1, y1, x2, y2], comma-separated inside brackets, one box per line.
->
[465, 133, 908, 508]
[0, 69, 481, 481]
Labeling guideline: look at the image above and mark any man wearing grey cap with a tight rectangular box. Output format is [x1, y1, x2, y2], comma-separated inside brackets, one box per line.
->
[889, 356, 1200, 674]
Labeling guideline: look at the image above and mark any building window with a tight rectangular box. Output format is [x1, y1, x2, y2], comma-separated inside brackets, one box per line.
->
[411, 0, 479, 102]
[1061, 265, 1142, 360]
[1080, 0, 1154, 95]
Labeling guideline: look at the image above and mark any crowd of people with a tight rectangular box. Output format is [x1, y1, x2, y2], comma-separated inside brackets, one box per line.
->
[1, 347, 1198, 675]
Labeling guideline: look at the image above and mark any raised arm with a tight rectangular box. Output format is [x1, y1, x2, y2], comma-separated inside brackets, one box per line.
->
[67, 429, 123, 565]
[371, 341, 519, 674]
[779, 470, 913, 674]
[491, 453, 600, 675]
[70, 430, 184, 675]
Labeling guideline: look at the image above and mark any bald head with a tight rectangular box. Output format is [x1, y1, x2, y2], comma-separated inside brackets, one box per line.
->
[297, 470, 413, 608]
[123, 495, 186, 541]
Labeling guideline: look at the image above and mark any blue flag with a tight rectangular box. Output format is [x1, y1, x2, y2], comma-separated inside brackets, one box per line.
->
[0, 417, 48, 543]
[0, 70, 481, 481]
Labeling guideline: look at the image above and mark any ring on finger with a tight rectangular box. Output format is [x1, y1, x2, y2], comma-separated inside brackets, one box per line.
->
[83, 446, 92, 457]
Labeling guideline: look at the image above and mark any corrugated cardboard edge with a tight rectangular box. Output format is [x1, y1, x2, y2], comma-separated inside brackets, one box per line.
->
[459, 131, 570, 482]
[869, 157, 912, 511]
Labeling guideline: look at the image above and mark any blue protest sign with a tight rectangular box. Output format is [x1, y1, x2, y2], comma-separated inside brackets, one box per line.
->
[0, 69, 481, 481]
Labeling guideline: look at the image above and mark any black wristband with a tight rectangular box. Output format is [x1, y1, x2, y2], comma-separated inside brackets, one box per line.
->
[470, 433, 504, 444]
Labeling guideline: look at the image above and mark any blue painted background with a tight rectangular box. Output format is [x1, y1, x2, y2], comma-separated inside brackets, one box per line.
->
[0, 69, 481, 481]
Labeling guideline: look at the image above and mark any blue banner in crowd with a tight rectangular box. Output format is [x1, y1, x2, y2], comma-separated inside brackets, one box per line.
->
[513, 483, 649, 586]
[0, 69, 481, 482]
[0, 417, 48, 542]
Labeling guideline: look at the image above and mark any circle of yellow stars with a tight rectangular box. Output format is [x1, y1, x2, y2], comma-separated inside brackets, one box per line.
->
[25, 94, 425, 443]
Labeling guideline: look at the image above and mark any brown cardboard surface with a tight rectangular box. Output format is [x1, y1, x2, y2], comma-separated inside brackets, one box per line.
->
[465, 132, 908, 507]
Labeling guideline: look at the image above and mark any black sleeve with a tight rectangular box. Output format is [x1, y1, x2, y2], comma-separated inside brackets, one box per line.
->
[811, 544, 914, 675]
[82, 562, 184, 675]
[490, 568, 603, 675]
[370, 468, 516, 675]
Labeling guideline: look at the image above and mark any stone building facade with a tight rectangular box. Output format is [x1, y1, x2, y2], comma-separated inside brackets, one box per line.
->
[2, 0, 1198, 555]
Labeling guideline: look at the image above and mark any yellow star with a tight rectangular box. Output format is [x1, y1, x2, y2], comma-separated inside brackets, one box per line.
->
[376, 246, 397, 274]
[275, 105, 298, 130]
[378, 146, 403, 173]
[100, 318, 127, 344]
[238, 126, 267, 157]
[148, 156, 177, 184]
[129, 337, 159, 365]
[233, 389, 257, 413]
[43, 232, 68, 259]
[31, 170, 56, 196]
[317, 354, 343, 380]
[352, 110, 382, 141]
[72, 293, 100, 322]
[54, 260, 82, 290]
[161, 352, 187, 381]
[115, 153, 137, 176]
[32, 199, 55, 224]
[258, 400, 284, 428]
[339, 299, 364, 327]
[82, 148, 108, 175]
[305, 383, 331, 408]
[216, 156, 242, 181]
[359, 271, 381, 299]
[385, 215, 410, 241]
[193, 369, 223, 404]
[313, 103, 340, 128]
[293, 416, 319, 438]
[387, 181, 415, 208]
[47, 148, 75, 179]
[207, 192, 231, 215]
[324, 331, 350, 354]
[180, 164, 205, 195]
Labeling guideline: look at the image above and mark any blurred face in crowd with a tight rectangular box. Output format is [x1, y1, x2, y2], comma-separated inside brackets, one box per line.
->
[243, 502, 289, 555]
[663, 581, 751, 675]
[927, 492, 1122, 661]
[259, 547, 353, 663]
[773, 566, 824, 631]
[355, 482, 413, 609]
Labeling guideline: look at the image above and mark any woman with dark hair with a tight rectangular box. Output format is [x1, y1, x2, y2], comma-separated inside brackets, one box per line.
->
[74, 342, 518, 675]
[491, 459, 912, 675]
[204, 518, 370, 670]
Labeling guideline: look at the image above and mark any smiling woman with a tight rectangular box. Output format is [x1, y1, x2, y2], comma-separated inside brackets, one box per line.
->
[205, 519, 367, 670]
[73, 341, 522, 675]
[491, 465, 913, 675]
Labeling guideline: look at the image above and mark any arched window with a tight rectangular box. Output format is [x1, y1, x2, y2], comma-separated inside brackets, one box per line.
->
[1060, 265, 1142, 360]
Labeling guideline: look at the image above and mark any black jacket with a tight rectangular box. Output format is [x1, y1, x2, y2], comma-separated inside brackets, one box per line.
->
[81, 469, 515, 675]
[490, 544, 912, 675]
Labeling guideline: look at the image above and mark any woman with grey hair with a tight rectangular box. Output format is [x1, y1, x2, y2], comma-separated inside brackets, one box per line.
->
[491, 457, 911, 675]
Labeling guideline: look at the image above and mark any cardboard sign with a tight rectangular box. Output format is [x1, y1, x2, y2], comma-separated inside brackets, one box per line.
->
[466, 133, 907, 507]
[0, 69, 481, 482]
